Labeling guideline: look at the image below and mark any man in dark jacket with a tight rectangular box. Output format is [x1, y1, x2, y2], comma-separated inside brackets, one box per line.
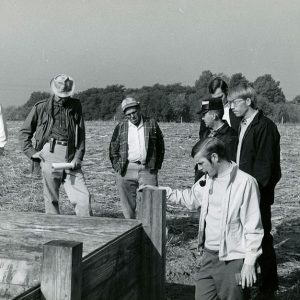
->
[109, 97, 164, 219]
[195, 97, 237, 181]
[228, 83, 281, 299]
[199, 77, 241, 139]
[19, 74, 91, 216]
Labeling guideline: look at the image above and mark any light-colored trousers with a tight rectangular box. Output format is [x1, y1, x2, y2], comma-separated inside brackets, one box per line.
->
[40, 142, 91, 216]
[116, 162, 158, 219]
[195, 249, 247, 300]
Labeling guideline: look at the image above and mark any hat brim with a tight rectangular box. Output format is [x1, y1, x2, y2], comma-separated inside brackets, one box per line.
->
[50, 79, 75, 98]
[197, 109, 209, 115]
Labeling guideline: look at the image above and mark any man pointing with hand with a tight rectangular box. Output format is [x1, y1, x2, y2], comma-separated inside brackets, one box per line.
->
[163, 137, 263, 300]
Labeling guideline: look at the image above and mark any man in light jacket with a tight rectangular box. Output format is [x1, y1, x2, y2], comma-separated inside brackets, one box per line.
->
[0, 104, 8, 155]
[165, 137, 263, 300]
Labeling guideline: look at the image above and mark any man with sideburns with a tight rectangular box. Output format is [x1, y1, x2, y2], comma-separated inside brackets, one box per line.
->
[163, 137, 263, 300]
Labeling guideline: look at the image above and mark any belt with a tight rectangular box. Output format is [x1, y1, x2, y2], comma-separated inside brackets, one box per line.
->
[133, 160, 146, 165]
[56, 140, 68, 146]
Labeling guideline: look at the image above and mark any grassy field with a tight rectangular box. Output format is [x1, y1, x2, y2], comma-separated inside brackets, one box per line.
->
[0, 121, 299, 299]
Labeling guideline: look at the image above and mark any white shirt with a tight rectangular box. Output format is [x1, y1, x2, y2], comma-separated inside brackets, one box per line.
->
[127, 118, 147, 163]
[204, 165, 233, 251]
[236, 110, 258, 165]
[0, 105, 8, 148]
[223, 103, 231, 126]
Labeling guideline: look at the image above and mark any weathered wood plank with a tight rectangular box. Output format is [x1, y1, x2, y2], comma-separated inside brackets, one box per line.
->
[81, 226, 142, 300]
[13, 285, 40, 300]
[41, 240, 82, 300]
[0, 258, 40, 286]
[0, 283, 29, 300]
[0, 211, 141, 298]
[136, 187, 166, 300]
[11, 225, 143, 300]
[0, 211, 140, 262]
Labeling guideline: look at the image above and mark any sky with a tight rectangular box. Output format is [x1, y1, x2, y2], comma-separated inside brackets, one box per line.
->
[0, 0, 299, 107]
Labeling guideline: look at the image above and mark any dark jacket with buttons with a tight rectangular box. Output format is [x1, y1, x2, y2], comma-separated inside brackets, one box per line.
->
[19, 96, 85, 167]
[238, 110, 281, 204]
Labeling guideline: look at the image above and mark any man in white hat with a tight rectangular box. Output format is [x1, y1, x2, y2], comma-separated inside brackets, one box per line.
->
[109, 97, 165, 219]
[19, 74, 91, 216]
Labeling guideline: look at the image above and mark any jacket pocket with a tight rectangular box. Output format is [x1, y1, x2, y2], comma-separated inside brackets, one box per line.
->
[227, 222, 242, 245]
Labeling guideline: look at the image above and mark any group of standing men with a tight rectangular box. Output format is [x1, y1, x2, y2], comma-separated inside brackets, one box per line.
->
[166, 77, 281, 300]
[18, 74, 281, 300]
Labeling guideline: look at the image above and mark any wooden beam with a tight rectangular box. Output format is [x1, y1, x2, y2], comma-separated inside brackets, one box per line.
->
[81, 225, 142, 300]
[40, 240, 82, 300]
[136, 187, 166, 300]
[13, 285, 41, 300]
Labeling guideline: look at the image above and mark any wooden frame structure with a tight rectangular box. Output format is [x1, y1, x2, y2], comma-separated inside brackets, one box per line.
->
[0, 187, 166, 300]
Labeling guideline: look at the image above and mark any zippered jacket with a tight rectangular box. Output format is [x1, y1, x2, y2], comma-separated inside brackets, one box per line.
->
[166, 163, 263, 265]
[19, 96, 85, 164]
[109, 116, 164, 176]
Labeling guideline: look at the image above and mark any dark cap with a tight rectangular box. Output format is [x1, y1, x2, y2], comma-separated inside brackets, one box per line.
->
[197, 96, 224, 114]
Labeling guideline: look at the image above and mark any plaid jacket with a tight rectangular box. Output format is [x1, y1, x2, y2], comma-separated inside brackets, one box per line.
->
[109, 116, 165, 176]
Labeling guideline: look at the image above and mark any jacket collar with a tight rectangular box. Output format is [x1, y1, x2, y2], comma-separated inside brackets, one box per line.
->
[44, 95, 74, 116]
[249, 109, 263, 126]
[240, 110, 263, 140]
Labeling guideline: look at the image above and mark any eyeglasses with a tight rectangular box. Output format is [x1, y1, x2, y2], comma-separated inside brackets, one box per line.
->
[125, 110, 138, 118]
[228, 98, 245, 108]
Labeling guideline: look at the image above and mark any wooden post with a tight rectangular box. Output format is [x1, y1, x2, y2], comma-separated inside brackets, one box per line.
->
[40, 240, 82, 300]
[136, 187, 166, 300]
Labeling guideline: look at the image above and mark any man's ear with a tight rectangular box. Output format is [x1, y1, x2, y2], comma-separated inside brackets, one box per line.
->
[211, 153, 219, 162]
[246, 98, 252, 106]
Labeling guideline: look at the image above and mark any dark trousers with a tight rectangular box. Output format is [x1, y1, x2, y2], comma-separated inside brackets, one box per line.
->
[257, 201, 278, 292]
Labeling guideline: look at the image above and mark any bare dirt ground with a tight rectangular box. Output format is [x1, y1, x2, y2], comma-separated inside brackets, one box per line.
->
[0, 121, 299, 299]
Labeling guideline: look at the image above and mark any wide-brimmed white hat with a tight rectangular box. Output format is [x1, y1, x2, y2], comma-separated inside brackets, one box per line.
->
[50, 74, 75, 98]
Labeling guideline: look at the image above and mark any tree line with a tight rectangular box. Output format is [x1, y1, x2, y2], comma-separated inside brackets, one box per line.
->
[4, 71, 300, 123]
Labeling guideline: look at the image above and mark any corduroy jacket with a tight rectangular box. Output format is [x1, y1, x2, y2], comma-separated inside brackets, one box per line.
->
[19, 96, 85, 167]
[109, 116, 164, 176]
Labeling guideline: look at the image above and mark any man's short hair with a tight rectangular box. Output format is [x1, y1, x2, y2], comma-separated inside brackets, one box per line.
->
[208, 77, 228, 96]
[191, 137, 228, 161]
[228, 83, 257, 108]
